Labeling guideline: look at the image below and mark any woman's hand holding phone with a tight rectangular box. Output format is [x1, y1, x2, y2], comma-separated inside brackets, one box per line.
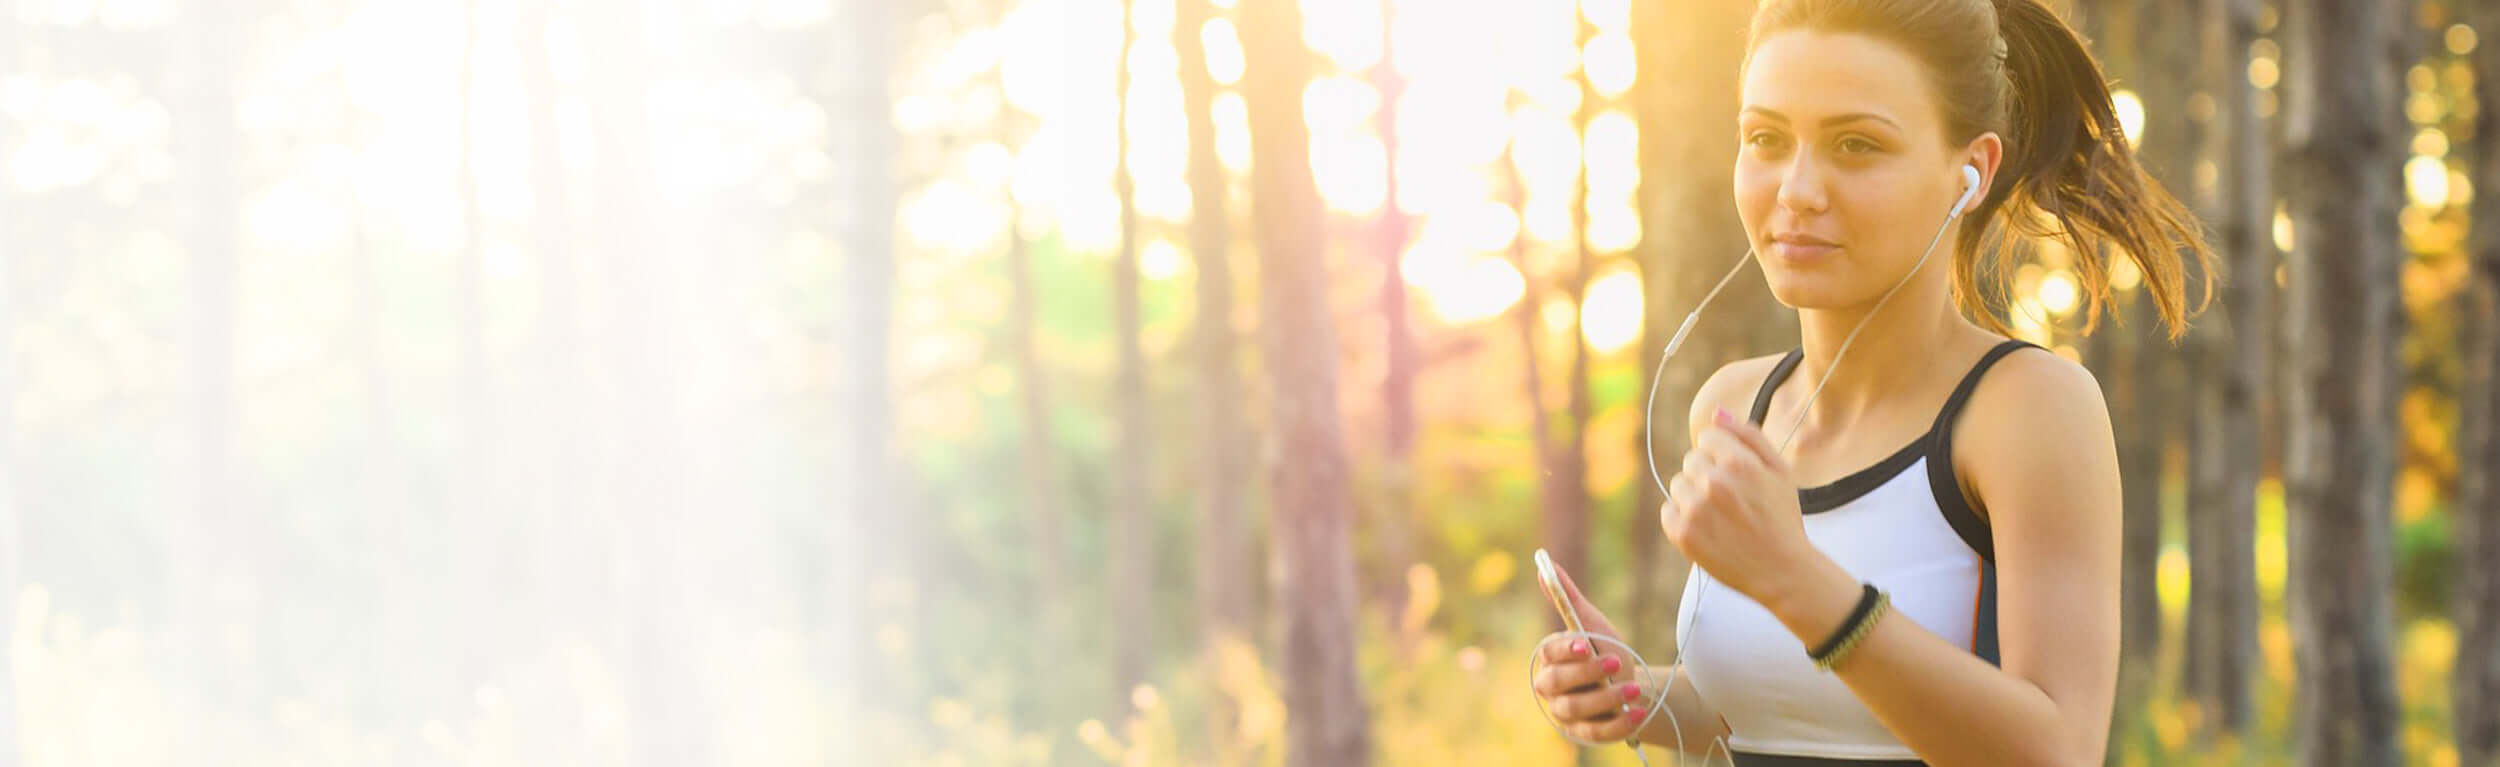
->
[1530, 556, 1651, 742]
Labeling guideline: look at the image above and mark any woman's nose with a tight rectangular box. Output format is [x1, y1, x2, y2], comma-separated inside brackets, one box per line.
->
[1775, 156, 1828, 215]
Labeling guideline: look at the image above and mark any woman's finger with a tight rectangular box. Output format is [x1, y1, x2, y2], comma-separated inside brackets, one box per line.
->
[1535, 656, 1607, 697]
[1538, 633, 1593, 665]
[1667, 473, 1700, 518]
[1550, 562, 1620, 638]
[1681, 444, 1713, 479]
[1553, 687, 1624, 723]
[1711, 407, 1787, 470]
[1582, 705, 1650, 741]
[1697, 425, 1763, 478]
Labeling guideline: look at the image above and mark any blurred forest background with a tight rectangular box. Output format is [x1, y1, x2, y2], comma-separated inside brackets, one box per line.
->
[0, 0, 2495, 765]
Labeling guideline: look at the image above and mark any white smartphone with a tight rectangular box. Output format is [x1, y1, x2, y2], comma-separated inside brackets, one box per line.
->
[1535, 548, 1625, 711]
[1534, 548, 1587, 639]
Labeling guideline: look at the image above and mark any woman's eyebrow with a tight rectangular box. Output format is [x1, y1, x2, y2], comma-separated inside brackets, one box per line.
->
[1739, 106, 1901, 131]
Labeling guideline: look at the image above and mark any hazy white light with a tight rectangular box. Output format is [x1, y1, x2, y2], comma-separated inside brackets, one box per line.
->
[1202, 18, 1245, 86]
[2111, 90, 2145, 151]
[2406, 155, 2450, 208]
[2038, 269, 2080, 317]
[1142, 239, 1186, 280]
[1583, 33, 1636, 98]
[1581, 269, 1644, 352]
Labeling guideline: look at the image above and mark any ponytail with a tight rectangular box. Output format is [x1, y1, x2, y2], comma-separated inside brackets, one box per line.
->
[1748, 0, 2215, 339]
[1974, 0, 2213, 338]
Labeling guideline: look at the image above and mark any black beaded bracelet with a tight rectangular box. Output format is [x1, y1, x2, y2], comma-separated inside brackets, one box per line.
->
[1807, 583, 1883, 661]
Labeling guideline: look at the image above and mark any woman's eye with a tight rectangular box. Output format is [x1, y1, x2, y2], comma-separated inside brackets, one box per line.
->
[1837, 136, 1880, 154]
[1745, 131, 1786, 150]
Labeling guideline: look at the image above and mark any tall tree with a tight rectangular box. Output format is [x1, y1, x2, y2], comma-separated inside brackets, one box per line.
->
[453, 0, 499, 682]
[1370, 0, 1419, 623]
[1238, 0, 1373, 762]
[1627, 0, 1753, 643]
[2181, 0, 2269, 739]
[2092, 4, 2175, 750]
[519, 0, 584, 637]
[2455, 1, 2500, 761]
[584, 5, 709, 764]
[1175, 0, 1254, 648]
[173, 5, 244, 749]
[2279, 0, 2404, 763]
[0, 0, 21, 759]
[996, 60, 1067, 689]
[1550, 2, 1598, 595]
[1109, 0, 1155, 702]
[1504, 145, 1565, 593]
[833, 0, 902, 716]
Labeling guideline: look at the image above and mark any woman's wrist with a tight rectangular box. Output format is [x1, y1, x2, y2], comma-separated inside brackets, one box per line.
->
[1762, 556, 1865, 650]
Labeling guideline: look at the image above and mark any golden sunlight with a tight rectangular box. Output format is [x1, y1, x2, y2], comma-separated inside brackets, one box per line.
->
[2037, 268, 2080, 317]
[1580, 269, 1644, 352]
[1412, 254, 1527, 324]
[1202, 18, 1244, 86]
[2406, 155, 2450, 209]
[2110, 89, 2145, 151]
[1583, 32, 1636, 98]
[1302, 0, 1385, 72]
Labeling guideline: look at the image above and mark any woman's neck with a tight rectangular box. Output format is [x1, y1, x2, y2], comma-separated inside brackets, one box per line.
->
[1781, 274, 1977, 440]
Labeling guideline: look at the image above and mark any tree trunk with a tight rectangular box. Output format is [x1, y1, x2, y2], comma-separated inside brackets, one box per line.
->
[833, 0, 902, 718]
[2280, 0, 2404, 763]
[454, 0, 498, 685]
[0, 0, 21, 759]
[1371, 0, 1418, 626]
[585, 6, 709, 764]
[1175, 0, 1253, 648]
[2090, 5, 2169, 756]
[2455, 2, 2500, 762]
[2181, 0, 2269, 739]
[1627, 0, 1752, 645]
[519, 0, 584, 638]
[174, 5, 243, 750]
[1239, 0, 1373, 762]
[1546, 8, 1598, 607]
[1109, 0, 1155, 704]
[1504, 153, 1568, 604]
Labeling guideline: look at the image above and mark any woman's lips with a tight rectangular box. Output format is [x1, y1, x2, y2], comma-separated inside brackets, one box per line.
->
[1768, 235, 1840, 263]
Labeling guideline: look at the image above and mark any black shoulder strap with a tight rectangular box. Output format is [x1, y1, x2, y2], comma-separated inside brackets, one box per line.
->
[1930, 339, 2043, 435]
[1927, 338, 2045, 563]
[1747, 348, 1806, 426]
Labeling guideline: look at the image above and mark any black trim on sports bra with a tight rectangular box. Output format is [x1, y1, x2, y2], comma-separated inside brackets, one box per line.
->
[1743, 340, 2043, 532]
[1924, 340, 2041, 563]
[1729, 750, 1927, 766]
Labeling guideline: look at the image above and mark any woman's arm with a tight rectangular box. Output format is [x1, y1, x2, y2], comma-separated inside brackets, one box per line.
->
[1633, 662, 1733, 757]
[1752, 351, 2121, 767]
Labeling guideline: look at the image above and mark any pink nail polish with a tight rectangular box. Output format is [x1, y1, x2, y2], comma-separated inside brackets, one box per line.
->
[1601, 656, 1621, 674]
[1629, 707, 1648, 721]
[1572, 640, 1588, 654]
[1623, 684, 1641, 700]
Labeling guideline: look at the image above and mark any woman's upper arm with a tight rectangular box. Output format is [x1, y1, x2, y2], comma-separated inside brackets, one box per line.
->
[1959, 350, 2125, 763]
[1685, 355, 1780, 446]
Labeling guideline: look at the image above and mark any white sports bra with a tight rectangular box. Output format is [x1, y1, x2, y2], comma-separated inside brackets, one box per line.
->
[1673, 340, 2036, 765]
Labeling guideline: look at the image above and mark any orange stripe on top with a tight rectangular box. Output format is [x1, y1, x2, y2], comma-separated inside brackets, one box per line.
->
[1968, 552, 1983, 653]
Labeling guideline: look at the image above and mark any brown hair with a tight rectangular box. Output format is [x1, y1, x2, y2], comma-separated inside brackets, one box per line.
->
[1745, 0, 2214, 338]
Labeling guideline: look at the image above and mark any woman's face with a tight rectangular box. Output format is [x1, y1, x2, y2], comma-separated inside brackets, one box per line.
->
[1734, 30, 1993, 311]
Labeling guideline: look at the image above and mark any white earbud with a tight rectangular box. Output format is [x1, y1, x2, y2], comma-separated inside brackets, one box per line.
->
[1949, 164, 1981, 219]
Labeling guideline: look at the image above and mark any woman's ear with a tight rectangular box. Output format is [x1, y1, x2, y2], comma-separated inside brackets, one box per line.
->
[1963, 132, 2006, 206]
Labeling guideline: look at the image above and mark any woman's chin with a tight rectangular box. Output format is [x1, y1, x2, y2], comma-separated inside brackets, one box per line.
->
[1762, 275, 1859, 311]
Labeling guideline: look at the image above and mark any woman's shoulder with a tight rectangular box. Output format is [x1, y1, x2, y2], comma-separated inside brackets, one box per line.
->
[1953, 339, 2119, 519]
[1685, 352, 1794, 433]
[1965, 340, 2106, 424]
